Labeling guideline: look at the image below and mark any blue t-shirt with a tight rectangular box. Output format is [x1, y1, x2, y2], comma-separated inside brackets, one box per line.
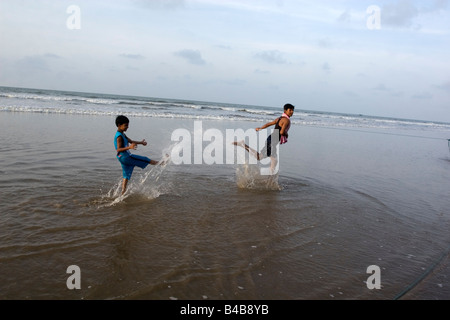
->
[114, 131, 131, 157]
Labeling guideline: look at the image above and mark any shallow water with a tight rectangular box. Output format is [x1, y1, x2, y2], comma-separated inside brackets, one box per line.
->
[0, 112, 449, 299]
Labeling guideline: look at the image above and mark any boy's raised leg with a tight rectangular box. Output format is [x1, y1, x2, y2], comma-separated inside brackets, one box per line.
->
[232, 141, 261, 160]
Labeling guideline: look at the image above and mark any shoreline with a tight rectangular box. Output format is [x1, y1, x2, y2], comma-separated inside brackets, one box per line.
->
[2, 85, 450, 126]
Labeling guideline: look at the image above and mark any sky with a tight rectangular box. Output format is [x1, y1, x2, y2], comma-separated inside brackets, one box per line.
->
[0, 0, 449, 122]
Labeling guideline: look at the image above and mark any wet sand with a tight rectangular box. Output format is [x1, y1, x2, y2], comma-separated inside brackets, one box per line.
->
[0, 112, 449, 300]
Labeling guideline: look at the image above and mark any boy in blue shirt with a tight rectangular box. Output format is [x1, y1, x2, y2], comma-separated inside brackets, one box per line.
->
[114, 115, 164, 195]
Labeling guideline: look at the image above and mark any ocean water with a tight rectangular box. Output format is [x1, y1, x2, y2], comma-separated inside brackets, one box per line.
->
[0, 86, 449, 300]
[2, 86, 450, 131]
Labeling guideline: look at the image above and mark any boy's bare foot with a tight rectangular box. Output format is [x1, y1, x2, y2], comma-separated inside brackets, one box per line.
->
[232, 140, 245, 147]
[159, 154, 170, 166]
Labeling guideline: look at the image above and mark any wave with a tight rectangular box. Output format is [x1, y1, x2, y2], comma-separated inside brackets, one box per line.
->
[2, 105, 450, 132]
[0, 92, 122, 105]
[2, 87, 450, 132]
[0, 105, 263, 122]
[238, 108, 277, 116]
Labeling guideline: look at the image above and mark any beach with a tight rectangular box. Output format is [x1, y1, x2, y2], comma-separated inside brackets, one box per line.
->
[1, 105, 449, 300]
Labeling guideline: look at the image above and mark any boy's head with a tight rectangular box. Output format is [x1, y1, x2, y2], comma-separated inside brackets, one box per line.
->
[284, 103, 295, 112]
[284, 103, 295, 117]
[115, 115, 129, 127]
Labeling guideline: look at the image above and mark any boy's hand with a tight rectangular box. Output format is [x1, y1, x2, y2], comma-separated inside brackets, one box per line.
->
[130, 142, 137, 150]
[142, 139, 147, 146]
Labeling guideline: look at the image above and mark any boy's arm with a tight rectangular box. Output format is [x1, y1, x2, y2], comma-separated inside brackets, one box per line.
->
[116, 136, 137, 152]
[127, 136, 147, 146]
[256, 119, 278, 131]
[279, 118, 290, 136]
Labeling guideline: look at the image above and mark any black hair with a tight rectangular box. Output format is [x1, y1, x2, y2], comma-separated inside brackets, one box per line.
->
[115, 115, 129, 127]
[284, 103, 295, 111]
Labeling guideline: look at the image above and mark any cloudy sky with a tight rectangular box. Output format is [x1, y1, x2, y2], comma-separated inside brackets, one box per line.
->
[0, 0, 449, 122]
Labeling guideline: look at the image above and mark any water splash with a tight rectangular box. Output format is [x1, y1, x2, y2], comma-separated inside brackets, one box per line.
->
[99, 148, 173, 208]
[232, 140, 282, 191]
[130, 151, 172, 198]
[235, 162, 282, 191]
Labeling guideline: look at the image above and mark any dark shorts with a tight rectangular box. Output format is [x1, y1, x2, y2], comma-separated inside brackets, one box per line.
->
[117, 153, 151, 180]
[260, 133, 279, 159]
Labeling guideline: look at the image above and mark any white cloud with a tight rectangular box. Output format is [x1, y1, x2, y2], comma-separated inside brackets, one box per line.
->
[119, 54, 146, 60]
[0, 0, 449, 121]
[435, 81, 450, 93]
[254, 50, 288, 65]
[174, 49, 206, 65]
[382, 0, 419, 28]
[412, 91, 433, 99]
[322, 62, 331, 73]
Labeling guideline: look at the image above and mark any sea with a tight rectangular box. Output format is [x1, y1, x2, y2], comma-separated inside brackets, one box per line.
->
[1, 86, 449, 131]
[0, 86, 449, 302]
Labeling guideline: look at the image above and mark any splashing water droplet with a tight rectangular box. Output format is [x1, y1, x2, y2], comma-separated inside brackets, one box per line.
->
[235, 162, 282, 191]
